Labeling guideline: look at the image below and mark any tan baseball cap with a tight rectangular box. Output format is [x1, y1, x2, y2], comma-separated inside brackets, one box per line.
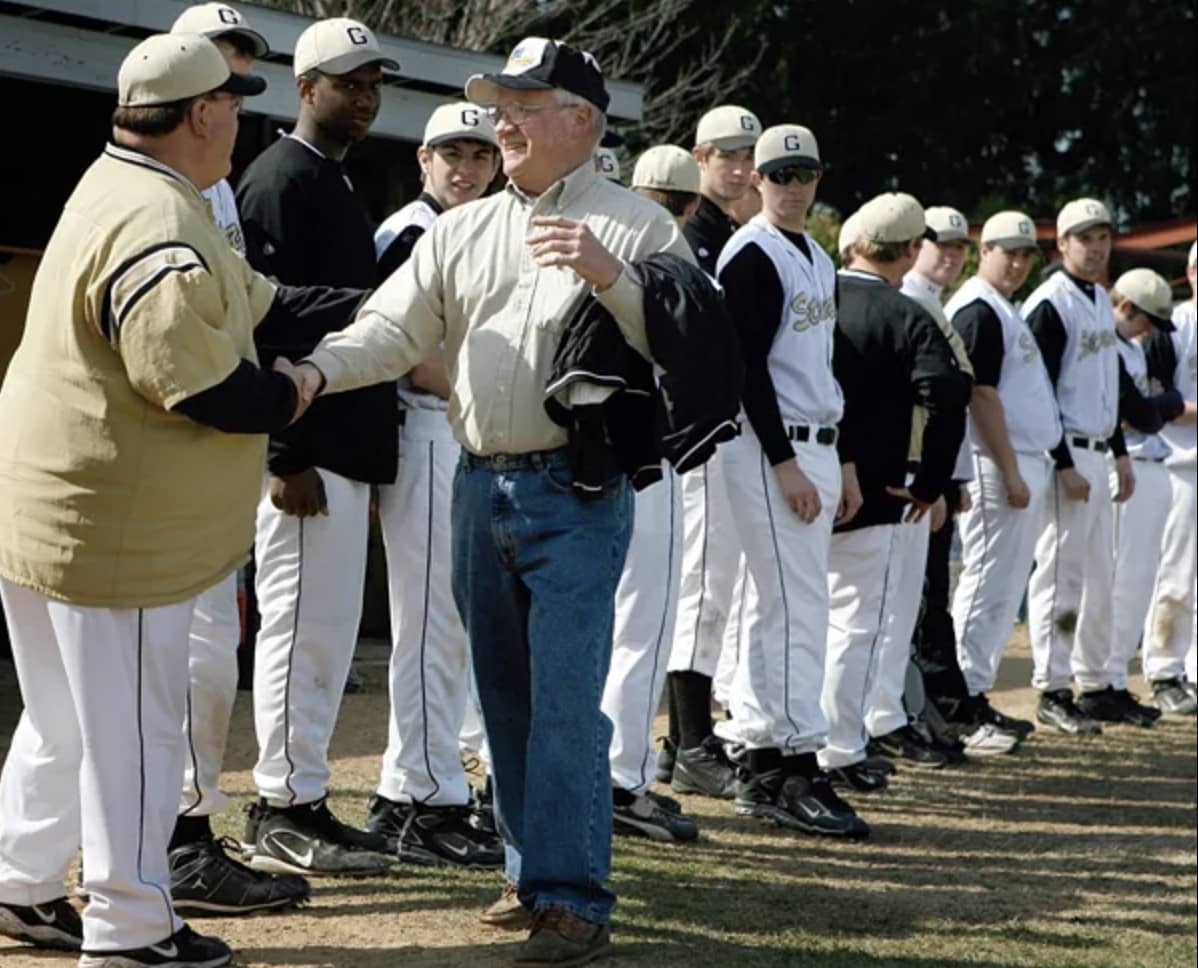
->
[1189, 240, 1196, 268]
[1057, 197, 1112, 237]
[423, 102, 497, 148]
[594, 147, 621, 183]
[754, 124, 822, 175]
[695, 105, 762, 150]
[118, 33, 266, 107]
[171, 3, 268, 57]
[1114, 268, 1175, 331]
[855, 192, 928, 244]
[838, 210, 861, 257]
[980, 211, 1038, 251]
[925, 206, 971, 244]
[631, 145, 700, 194]
[293, 18, 398, 77]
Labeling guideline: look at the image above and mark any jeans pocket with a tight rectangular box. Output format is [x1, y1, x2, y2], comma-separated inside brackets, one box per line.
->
[541, 461, 576, 495]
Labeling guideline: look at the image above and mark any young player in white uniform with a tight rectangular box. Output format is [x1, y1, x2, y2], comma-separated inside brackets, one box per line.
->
[660, 106, 763, 800]
[712, 126, 868, 838]
[1142, 242, 1198, 714]
[364, 103, 505, 867]
[948, 213, 1061, 741]
[604, 146, 703, 844]
[1023, 199, 1137, 734]
[1106, 270, 1185, 715]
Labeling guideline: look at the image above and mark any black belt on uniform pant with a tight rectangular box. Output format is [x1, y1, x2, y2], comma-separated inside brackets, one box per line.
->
[788, 424, 838, 446]
[1071, 435, 1108, 453]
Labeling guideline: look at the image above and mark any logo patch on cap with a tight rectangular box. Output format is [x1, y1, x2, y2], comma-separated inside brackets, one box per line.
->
[504, 38, 547, 74]
[1019, 219, 1033, 234]
[346, 25, 369, 46]
[741, 114, 756, 131]
[217, 6, 240, 25]
[460, 108, 480, 126]
[949, 213, 964, 229]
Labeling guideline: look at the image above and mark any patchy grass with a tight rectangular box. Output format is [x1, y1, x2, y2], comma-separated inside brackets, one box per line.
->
[1, 632, 1194, 968]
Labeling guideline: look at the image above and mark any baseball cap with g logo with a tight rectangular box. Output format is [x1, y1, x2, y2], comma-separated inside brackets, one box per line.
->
[118, 33, 266, 107]
[423, 102, 498, 149]
[980, 211, 1039, 251]
[695, 105, 761, 151]
[1114, 268, 1176, 332]
[293, 18, 399, 77]
[1056, 197, 1112, 237]
[171, 3, 269, 57]
[924, 206, 972, 244]
[754, 124, 822, 175]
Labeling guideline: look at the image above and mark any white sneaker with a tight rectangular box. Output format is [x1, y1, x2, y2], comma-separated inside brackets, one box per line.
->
[960, 722, 1020, 756]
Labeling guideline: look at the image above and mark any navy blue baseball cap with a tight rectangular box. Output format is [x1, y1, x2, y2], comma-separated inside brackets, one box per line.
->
[465, 37, 610, 113]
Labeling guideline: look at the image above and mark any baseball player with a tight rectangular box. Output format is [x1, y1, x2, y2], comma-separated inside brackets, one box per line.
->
[711, 124, 869, 838]
[0, 33, 304, 964]
[236, 18, 398, 874]
[162, 2, 312, 917]
[946, 212, 1061, 739]
[1023, 199, 1136, 734]
[603, 146, 702, 844]
[659, 105, 763, 799]
[363, 102, 505, 867]
[1143, 241, 1198, 713]
[819, 192, 970, 789]
[1106, 269, 1185, 711]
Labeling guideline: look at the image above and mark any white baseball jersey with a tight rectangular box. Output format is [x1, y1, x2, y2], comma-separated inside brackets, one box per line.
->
[373, 196, 446, 412]
[1162, 301, 1197, 468]
[947, 276, 1061, 454]
[1022, 271, 1119, 439]
[202, 178, 246, 256]
[1116, 336, 1170, 462]
[717, 215, 843, 427]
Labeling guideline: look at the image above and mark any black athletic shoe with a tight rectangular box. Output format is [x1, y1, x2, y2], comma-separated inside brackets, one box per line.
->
[366, 795, 504, 868]
[613, 789, 699, 843]
[870, 725, 950, 768]
[734, 770, 869, 839]
[78, 924, 231, 968]
[1036, 690, 1102, 736]
[170, 834, 309, 917]
[468, 780, 497, 836]
[249, 797, 391, 875]
[827, 761, 890, 793]
[655, 737, 677, 784]
[0, 896, 82, 951]
[1152, 678, 1198, 716]
[1077, 686, 1160, 728]
[671, 735, 739, 799]
[861, 754, 898, 776]
[974, 693, 1035, 738]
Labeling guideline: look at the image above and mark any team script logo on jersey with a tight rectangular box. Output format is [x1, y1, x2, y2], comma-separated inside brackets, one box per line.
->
[1019, 330, 1040, 363]
[1076, 328, 1117, 362]
[790, 292, 835, 332]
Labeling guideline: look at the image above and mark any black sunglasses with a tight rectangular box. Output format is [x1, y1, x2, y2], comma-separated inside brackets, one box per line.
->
[766, 166, 819, 186]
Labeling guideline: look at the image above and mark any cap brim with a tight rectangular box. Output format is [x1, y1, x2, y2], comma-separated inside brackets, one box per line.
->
[216, 27, 270, 58]
[708, 135, 758, 151]
[984, 237, 1038, 252]
[1140, 307, 1176, 332]
[1061, 217, 1111, 236]
[757, 155, 823, 175]
[218, 71, 267, 97]
[923, 226, 938, 241]
[427, 131, 499, 150]
[465, 73, 553, 106]
[931, 232, 973, 245]
[315, 51, 400, 76]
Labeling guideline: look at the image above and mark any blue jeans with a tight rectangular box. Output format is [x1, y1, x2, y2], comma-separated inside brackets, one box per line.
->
[451, 448, 632, 924]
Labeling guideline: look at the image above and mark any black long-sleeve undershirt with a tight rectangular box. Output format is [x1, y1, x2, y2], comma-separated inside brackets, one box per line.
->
[173, 359, 297, 433]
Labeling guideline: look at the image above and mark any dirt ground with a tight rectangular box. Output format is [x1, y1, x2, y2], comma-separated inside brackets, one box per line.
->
[1, 630, 1195, 968]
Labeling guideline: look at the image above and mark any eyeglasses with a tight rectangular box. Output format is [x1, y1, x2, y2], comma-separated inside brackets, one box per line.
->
[484, 103, 574, 127]
[766, 166, 819, 186]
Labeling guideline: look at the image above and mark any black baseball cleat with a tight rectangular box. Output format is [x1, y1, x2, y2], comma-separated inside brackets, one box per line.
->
[861, 753, 898, 776]
[734, 770, 869, 839]
[613, 789, 699, 843]
[670, 735, 739, 799]
[1077, 686, 1160, 728]
[1036, 690, 1102, 735]
[366, 795, 504, 868]
[870, 725, 950, 768]
[655, 736, 677, 785]
[973, 693, 1035, 738]
[827, 761, 890, 793]
[0, 896, 83, 951]
[1151, 678, 1198, 716]
[249, 797, 391, 876]
[170, 834, 310, 917]
[78, 924, 231, 968]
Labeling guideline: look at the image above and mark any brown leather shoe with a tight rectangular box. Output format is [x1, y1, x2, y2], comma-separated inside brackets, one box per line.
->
[513, 908, 611, 966]
[480, 883, 532, 931]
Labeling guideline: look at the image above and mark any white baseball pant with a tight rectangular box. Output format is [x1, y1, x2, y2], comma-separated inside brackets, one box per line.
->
[715, 431, 840, 753]
[377, 409, 474, 806]
[953, 452, 1052, 695]
[819, 524, 900, 770]
[713, 555, 751, 711]
[1143, 465, 1198, 683]
[668, 458, 740, 676]
[0, 577, 193, 951]
[864, 516, 930, 738]
[1027, 447, 1116, 693]
[178, 572, 240, 817]
[602, 469, 682, 793]
[1109, 459, 1171, 690]
[252, 469, 370, 806]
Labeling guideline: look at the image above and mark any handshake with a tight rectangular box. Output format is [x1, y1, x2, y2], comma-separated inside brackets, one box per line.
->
[272, 358, 325, 425]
